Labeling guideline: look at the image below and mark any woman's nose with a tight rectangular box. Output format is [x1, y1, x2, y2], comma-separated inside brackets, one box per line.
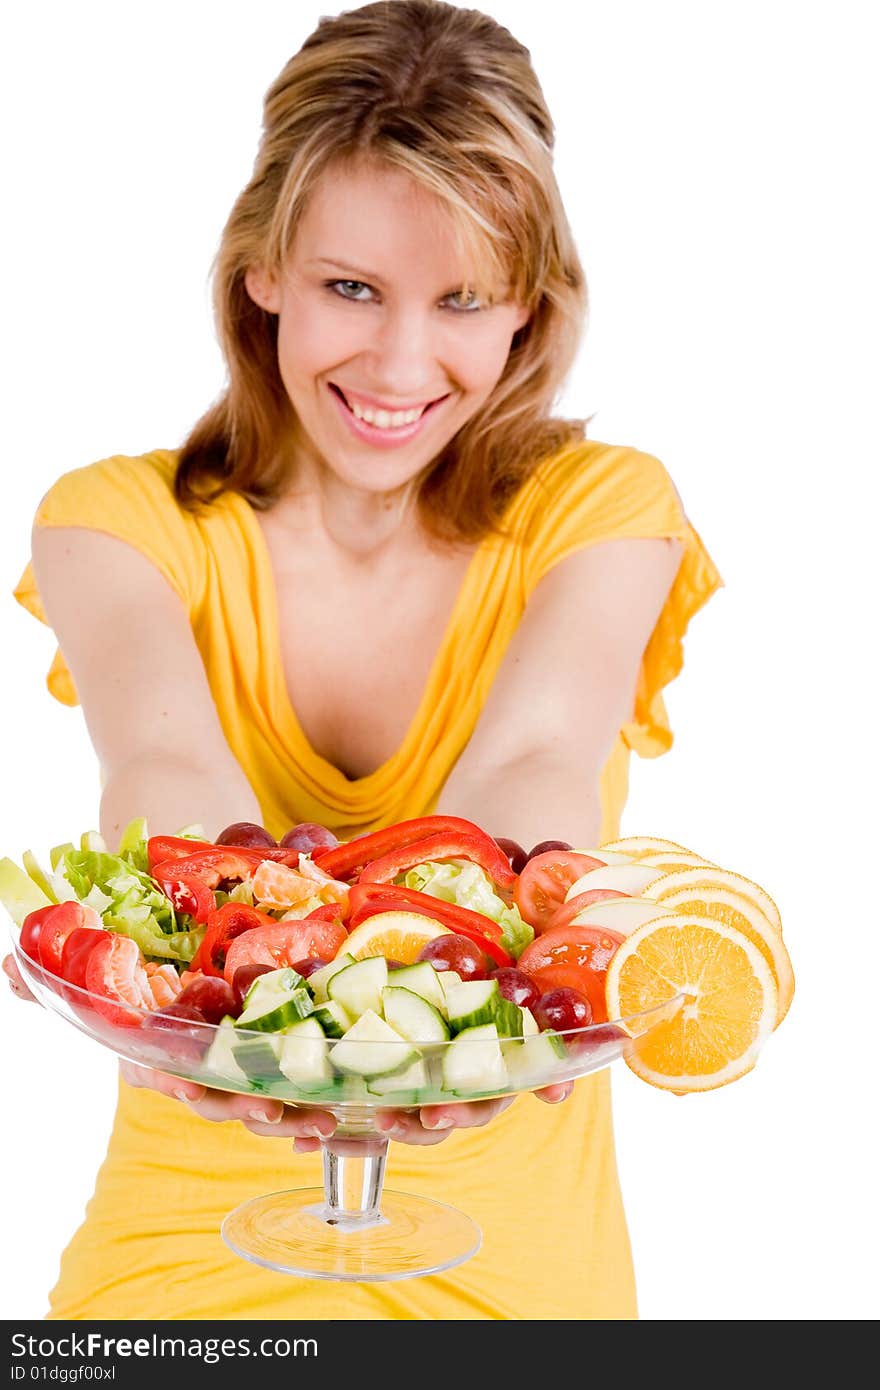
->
[365, 306, 441, 398]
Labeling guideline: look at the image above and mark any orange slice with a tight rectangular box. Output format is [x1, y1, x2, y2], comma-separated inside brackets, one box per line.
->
[605, 912, 778, 1092]
[652, 885, 794, 1027]
[642, 866, 783, 936]
[339, 911, 452, 964]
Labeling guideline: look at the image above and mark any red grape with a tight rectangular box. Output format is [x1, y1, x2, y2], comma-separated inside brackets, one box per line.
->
[494, 837, 528, 874]
[215, 822, 277, 848]
[288, 957, 331, 980]
[279, 823, 339, 853]
[231, 962, 275, 1010]
[526, 839, 574, 861]
[176, 974, 237, 1024]
[140, 1000, 210, 1062]
[533, 987, 592, 1033]
[490, 967, 541, 1009]
[417, 935, 489, 981]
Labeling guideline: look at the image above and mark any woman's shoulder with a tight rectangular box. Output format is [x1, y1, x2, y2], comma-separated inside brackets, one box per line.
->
[511, 437, 688, 547]
[35, 447, 182, 526]
[31, 447, 206, 611]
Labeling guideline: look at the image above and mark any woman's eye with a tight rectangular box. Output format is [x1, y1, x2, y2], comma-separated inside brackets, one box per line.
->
[329, 280, 373, 301]
[445, 289, 483, 312]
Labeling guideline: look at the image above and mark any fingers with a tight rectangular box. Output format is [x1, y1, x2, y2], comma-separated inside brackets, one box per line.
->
[2, 953, 36, 1003]
[118, 1060, 336, 1140]
[534, 1081, 574, 1104]
[371, 1095, 517, 1146]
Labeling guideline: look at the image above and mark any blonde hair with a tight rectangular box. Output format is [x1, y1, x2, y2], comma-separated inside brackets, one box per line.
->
[176, 0, 588, 542]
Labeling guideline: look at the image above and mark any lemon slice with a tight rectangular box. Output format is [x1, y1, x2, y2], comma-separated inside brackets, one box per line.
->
[636, 851, 719, 872]
[653, 885, 794, 1027]
[340, 911, 452, 964]
[599, 835, 699, 859]
[642, 866, 783, 936]
[605, 913, 778, 1092]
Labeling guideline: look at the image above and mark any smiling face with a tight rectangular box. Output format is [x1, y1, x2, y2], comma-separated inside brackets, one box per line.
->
[244, 160, 530, 497]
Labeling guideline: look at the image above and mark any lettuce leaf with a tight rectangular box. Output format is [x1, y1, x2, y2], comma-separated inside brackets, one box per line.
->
[401, 860, 534, 958]
[59, 848, 201, 964]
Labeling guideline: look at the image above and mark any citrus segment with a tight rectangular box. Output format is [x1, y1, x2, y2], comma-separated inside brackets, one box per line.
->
[653, 886, 794, 1027]
[642, 866, 783, 936]
[339, 911, 452, 964]
[605, 913, 777, 1092]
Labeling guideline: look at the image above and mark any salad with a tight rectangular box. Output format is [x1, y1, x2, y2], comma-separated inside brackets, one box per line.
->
[1, 815, 635, 1102]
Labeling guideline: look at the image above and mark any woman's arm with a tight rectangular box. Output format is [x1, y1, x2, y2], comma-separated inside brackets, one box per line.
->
[437, 536, 685, 849]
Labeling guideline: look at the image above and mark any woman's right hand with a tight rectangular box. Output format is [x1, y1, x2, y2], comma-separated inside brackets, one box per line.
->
[3, 953, 36, 1002]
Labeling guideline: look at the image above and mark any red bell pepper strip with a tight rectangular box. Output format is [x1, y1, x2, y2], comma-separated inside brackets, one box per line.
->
[311, 816, 501, 880]
[192, 902, 279, 977]
[356, 831, 517, 890]
[349, 893, 514, 968]
[153, 869, 217, 925]
[347, 883, 505, 940]
[147, 835, 211, 871]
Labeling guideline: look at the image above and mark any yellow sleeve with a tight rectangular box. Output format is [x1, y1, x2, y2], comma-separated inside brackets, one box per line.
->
[518, 441, 724, 758]
[12, 450, 201, 707]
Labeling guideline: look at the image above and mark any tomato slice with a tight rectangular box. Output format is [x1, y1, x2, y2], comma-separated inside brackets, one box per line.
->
[84, 933, 154, 1028]
[513, 851, 605, 933]
[59, 925, 107, 990]
[517, 923, 625, 1023]
[543, 888, 630, 932]
[37, 902, 101, 976]
[19, 905, 62, 964]
[223, 917, 349, 985]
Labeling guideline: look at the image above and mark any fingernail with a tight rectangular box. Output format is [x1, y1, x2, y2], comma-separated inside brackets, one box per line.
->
[250, 1108, 281, 1124]
[303, 1124, 328, 1139]
[424, 1116, 454, 1130]
[173, 1089, 192, 1103]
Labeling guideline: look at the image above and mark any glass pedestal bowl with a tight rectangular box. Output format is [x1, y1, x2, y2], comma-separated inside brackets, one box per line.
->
[11, 936, 682, 1282]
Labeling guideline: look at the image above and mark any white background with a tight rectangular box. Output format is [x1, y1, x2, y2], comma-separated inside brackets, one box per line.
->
[1, 0, 877, 1322]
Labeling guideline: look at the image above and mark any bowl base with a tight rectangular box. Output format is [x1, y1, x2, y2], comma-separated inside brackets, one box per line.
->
[221, 1186, 481, 1281]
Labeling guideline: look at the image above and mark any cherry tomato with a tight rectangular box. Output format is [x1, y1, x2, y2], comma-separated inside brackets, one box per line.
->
[517, 922, 625, 1023]
[223, 917, 348, 985]
[513, 850, 605, 933]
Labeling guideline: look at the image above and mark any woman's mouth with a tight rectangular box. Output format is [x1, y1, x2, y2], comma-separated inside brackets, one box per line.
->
[328, 384, 449, 448]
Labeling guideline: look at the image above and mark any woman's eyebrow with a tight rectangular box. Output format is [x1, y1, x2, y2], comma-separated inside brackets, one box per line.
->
[307, 257, 388, 284]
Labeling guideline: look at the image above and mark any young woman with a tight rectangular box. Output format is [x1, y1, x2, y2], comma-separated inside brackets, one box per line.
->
[5, 0, 721, 1319]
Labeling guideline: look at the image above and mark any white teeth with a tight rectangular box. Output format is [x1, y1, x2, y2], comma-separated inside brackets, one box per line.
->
[349, 400, 426, 428]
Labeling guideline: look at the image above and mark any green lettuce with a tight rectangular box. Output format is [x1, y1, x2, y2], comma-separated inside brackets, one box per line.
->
[402, 860, 534, 959]
[59, 848, 202, 964]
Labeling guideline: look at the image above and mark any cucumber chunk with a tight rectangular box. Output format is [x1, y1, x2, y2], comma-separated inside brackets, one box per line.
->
[441, 1022, 508, 1095]
[444, 979, 523, 1038]
[306, 953, 357, 1004]
[328, 956, 388, 1019]
[330, 1010, 419, 1078]
[276, 1017, 333, 1091]
[381, 986, 450, 1043]
[384, 961, 446, 1013]
[367, 1056, 430, 1099]
[503, 1030, 570, 1087]
[311, 999, 351, 1038]
[203, 1017, 251, 1086]
[236, 967, 313, 1032]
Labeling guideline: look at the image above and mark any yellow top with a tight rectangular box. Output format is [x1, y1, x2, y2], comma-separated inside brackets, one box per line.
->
[14, 440, 722, 1320]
